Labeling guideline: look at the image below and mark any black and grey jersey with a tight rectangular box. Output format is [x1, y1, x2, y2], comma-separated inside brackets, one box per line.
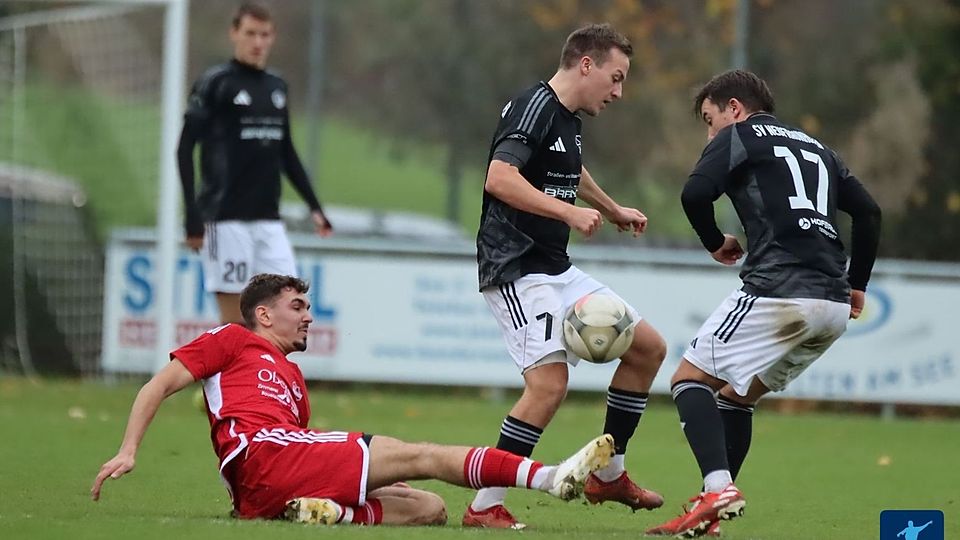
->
[477, 82, 583, 290]
[686, 113, 877, 302]
[177, 59, 321, 234]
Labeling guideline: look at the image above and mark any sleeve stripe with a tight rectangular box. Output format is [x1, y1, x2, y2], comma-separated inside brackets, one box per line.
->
[517, 87, 549, 135]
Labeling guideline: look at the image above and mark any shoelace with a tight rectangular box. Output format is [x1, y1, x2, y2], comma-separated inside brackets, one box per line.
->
[673, 494, 705, 517]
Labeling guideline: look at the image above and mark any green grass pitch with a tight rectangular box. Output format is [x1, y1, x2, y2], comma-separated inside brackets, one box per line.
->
[0, 378, 956, 539]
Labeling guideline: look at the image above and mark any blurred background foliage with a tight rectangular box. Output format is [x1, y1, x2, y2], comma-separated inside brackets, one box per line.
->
[3, 0, 958, 259]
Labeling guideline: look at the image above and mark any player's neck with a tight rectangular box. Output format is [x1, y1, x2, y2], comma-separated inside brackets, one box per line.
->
[253, 328, 290, 355]
[546, 72, 579, 114]
[232, 57, 266, 71]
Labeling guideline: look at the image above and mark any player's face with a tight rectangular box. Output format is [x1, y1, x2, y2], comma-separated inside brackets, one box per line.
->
[700, 98, 741, 141]
[581, 47, 630, 116]
[270, 288, 313, 353]
[230, 15, 275, 69]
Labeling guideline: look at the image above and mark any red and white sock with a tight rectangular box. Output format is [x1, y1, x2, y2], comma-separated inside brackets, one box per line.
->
[463, 447, 548, 489]
[336, 499, 383, 525]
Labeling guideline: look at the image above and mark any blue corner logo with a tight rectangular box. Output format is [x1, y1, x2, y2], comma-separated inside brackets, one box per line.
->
[880, 510, 944, 540]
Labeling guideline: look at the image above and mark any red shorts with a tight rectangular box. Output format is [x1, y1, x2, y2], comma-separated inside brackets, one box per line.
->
[232, 426, 370, 519]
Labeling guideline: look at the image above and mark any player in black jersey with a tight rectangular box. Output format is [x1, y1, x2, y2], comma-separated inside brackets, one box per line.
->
[177, 3, 332, 325]
[468, 24, 666, 529]
[647, 70, 882, 537]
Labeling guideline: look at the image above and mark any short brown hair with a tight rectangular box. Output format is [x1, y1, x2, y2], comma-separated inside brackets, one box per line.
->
[694, 69, 776, 117]
[559, 23, 633, 69]
[240, 274, 309, 328]
[232, 2, 272, 29]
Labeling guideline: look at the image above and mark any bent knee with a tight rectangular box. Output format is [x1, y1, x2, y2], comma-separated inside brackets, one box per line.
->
[523, 380, 567, 408]
[626, 330, 667, 367]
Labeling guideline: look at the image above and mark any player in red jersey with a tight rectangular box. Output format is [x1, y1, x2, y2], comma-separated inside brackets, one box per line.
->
[91, 274, 615, 526]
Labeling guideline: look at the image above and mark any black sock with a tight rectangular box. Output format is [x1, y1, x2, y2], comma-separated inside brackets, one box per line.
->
[603, 386, 647, 454]
[672, 380, 729, 478]
[717, 395, 754, 481]
[496, 415, 542, 457]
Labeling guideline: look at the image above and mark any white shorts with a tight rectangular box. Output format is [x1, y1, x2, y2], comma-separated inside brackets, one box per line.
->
[483, 265, 641, 373]
[201, 220, 297, 294]
[683, 289, 849, 396]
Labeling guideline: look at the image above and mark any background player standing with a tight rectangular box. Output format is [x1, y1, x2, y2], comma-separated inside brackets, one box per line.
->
[646, 70, 882, 537]
[469, 23, 667, 529]
[91, 274, 616, 527]
[177, 2, 332, 325]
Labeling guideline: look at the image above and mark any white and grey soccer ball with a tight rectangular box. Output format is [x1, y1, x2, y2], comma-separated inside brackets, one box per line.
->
[562, 293, 635, 364]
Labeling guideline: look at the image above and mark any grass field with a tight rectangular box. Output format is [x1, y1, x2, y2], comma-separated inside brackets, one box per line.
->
[0, 378, 956, 539]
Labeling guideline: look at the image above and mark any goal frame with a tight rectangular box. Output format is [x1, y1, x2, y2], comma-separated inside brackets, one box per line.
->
[1, 0, 188, 373]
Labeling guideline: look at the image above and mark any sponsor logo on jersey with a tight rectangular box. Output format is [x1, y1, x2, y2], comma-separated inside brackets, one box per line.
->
[240, 126, 284, 140]
[271, 89, 286, 109]
[548, 137, 567, 152]
[256, 368, 299, 418]
[543, 183, 578, 199]
[233, 89, 251, 106]
[801, 216, 838, 239]
[506, 132, 528, 144]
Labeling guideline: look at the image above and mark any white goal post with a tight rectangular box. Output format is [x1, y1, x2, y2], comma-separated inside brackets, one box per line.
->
[0, 0, 187, 374]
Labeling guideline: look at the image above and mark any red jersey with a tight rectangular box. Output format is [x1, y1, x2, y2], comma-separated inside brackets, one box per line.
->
[171, 324, 311, 471]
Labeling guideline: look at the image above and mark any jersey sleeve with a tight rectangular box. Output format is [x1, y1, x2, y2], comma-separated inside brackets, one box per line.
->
[833, 152, 882, 290]
[689, 124, 748, 187]
[183, 67, 225, 128]
[682, 126, 744, 252]
[493, 86, 559, 153]
[170, 323, 242, 380]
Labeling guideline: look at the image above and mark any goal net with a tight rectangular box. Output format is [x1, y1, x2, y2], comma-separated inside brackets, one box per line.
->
[0, 1, 179, 376]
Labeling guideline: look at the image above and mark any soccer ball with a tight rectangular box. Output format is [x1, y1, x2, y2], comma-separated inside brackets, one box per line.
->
[563, 293, 635, 364]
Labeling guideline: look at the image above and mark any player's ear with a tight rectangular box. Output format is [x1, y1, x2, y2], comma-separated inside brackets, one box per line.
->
[726, 98, 739, 117]
[580, 56, 592, 76]
[255, 305, 272, 327]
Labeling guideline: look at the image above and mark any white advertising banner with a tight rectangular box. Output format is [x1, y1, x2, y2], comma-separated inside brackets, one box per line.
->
[102, 234, 960, 405]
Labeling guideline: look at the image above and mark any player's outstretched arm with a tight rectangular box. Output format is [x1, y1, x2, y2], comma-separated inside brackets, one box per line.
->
[578, 166, 647, 236]
[485, 160, 602, 236]
[90, 360, 195, 501]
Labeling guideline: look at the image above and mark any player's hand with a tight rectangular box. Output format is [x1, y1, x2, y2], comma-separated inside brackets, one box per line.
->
[607, 205, 647, 237]
[565, 206, 603, 237]
[849, 289, 865, 319]
[185, 235, 203, 252]
[311, 211, 333, 237]
[91, 452, 135, 501]
[710, 234, 744, 265]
